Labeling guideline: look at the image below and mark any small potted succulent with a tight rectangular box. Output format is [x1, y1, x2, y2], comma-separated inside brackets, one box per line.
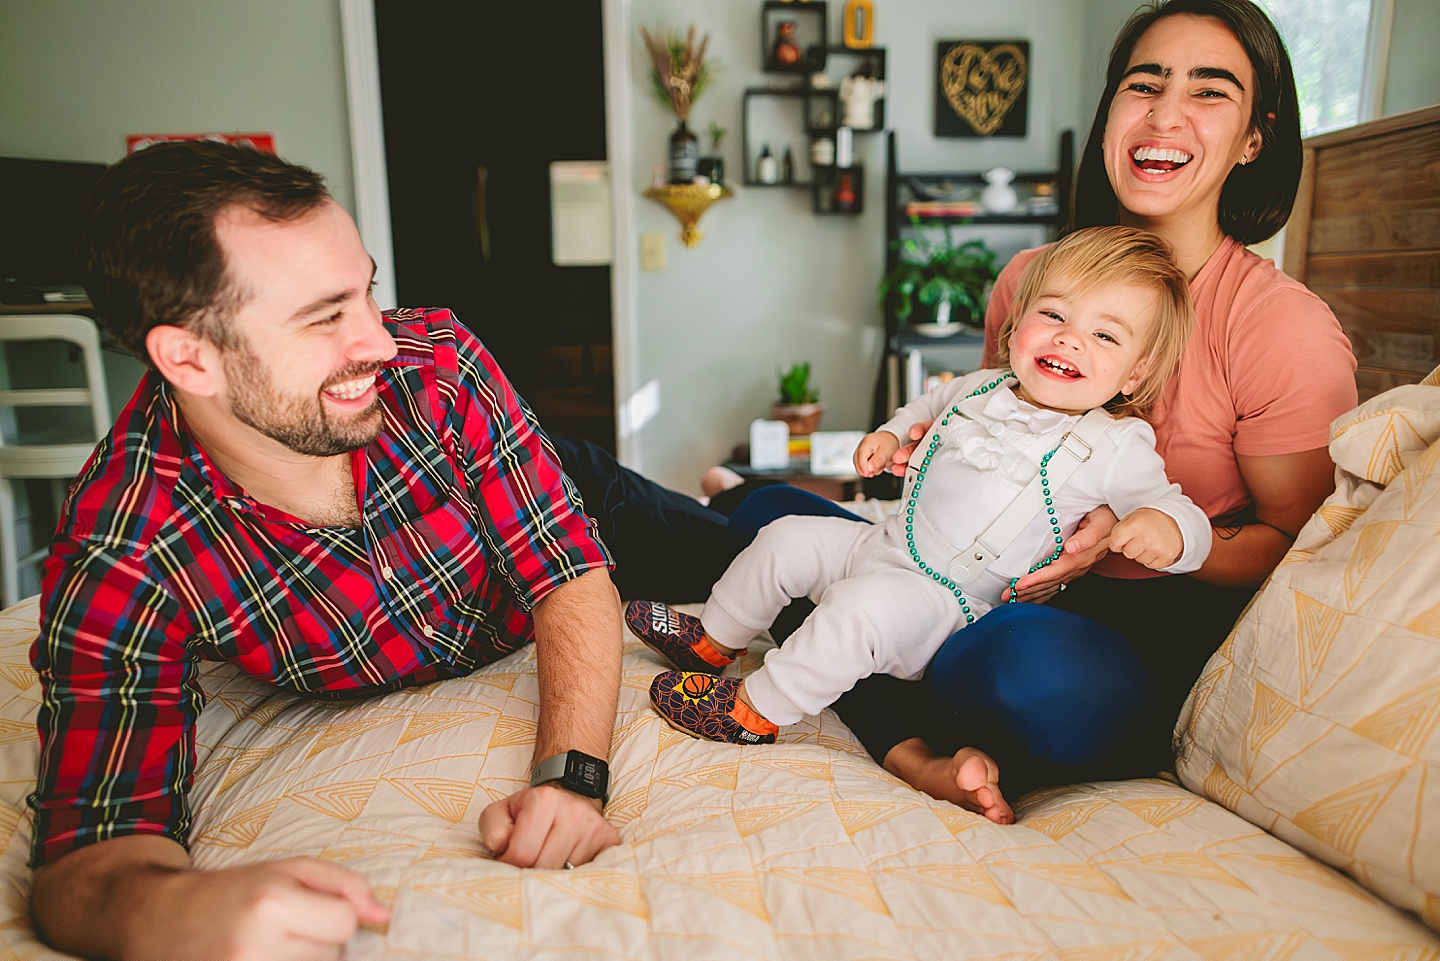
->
[878, 225, 998, 335]
[771, 361, 824, 435]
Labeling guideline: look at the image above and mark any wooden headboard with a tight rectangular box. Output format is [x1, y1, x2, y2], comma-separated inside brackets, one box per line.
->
[1283, 103, 1440, 402]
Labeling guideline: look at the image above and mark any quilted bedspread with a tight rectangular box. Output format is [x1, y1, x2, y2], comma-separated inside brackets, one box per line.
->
[0, 597, 1435, 960]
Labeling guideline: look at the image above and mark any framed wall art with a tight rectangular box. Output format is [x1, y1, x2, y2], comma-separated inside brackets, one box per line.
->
[933, 40, 1029, 138]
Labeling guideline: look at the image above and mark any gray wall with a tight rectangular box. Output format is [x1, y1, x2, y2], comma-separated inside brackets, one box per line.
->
[0, 0, 354, 212]
[0, 0, 357, 417]
[628, 0, 1091, 492]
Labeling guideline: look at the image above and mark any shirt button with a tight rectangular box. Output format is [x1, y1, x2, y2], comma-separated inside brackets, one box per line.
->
[421, 624, 435, 638]
[381, 565, 394, 580]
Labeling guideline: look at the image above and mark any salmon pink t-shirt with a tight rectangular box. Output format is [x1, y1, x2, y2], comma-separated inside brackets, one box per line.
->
[983, 236, 1357, 579]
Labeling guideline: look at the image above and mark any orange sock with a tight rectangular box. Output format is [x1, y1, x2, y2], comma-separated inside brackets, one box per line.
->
[695, 634, 743, 668]
[729, 695, 779, 736]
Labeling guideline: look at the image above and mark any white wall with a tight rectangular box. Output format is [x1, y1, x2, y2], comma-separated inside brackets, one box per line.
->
[1384, 0, 1440, 118]
[0, 0, 355, 213]
[625, 0, 1090, 493]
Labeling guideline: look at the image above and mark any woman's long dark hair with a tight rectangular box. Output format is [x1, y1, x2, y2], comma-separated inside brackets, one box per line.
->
[1070, 0, 1303, 245]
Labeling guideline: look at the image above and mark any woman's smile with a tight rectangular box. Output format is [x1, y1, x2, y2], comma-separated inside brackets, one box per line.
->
[1103, 14, 1261, 232]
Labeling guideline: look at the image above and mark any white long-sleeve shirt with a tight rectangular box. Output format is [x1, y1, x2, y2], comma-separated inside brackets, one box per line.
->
[877, 369, 1212, 608]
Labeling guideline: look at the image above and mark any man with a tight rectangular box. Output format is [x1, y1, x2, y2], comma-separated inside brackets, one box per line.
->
[28, 140, 624, 961]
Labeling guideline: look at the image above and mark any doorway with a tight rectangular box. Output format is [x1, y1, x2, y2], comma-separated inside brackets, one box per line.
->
[374, 1, 616, 451]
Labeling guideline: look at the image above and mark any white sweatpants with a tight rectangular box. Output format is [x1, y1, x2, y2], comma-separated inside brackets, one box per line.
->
[701, 515, 976, 726]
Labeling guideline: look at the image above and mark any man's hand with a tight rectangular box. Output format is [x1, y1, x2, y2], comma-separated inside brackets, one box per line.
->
[1109, 507, 1183, 570]
[136, 857, 390, 961]
[888, 422, 932, 477]
[520, 569, 624, 869]
[1004, 506, 1118, 602]
[31, 835, 388, 961]
[853, 430, 902, 477]
[479, 783, 621, 870]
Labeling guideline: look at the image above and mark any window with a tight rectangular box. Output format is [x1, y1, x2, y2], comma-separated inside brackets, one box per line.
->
[1255, 0, 1390, 136]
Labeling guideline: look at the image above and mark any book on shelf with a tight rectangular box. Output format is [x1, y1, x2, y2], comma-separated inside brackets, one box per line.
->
[904, 200, 978, 218]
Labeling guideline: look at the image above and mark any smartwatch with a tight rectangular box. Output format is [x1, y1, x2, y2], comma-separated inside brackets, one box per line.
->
[530, 750, 609, 804]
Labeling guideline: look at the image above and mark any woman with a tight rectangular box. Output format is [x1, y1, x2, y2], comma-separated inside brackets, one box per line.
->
[557, 0, 1356, 820]
[825, 0, 1356, 821]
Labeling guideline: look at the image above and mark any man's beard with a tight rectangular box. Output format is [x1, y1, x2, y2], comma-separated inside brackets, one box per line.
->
[222, 341, 385, 457]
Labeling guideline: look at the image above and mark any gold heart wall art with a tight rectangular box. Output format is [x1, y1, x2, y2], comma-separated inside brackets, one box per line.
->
[934, 40, 1030, 138]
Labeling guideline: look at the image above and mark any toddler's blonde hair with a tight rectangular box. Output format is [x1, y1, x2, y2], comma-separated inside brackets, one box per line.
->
[992, 225, 1194, 420]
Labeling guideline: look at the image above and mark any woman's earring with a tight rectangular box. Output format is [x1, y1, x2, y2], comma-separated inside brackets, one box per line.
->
[1147, 110, 1154, 119]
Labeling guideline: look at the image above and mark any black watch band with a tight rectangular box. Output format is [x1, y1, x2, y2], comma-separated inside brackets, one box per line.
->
[530, 750, 609, 804]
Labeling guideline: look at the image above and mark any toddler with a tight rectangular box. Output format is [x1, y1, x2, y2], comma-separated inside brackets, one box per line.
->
[630, 226, 1212, 751]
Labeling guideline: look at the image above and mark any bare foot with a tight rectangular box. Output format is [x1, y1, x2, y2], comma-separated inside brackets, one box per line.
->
[950, 748, 1014, 825]
[884, 738, 1014, 825]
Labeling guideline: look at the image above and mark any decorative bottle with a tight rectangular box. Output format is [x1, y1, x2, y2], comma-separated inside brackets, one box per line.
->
[782, 146, 795, 183]
[834, 126, 854, 168]
[669, 121, 700, 184]
[834, 173, 856, 212]
[757, 144, 779, 184]
[773, 20, 802, 67]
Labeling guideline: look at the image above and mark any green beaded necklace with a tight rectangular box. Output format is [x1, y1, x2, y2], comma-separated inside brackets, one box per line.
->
[902, 372, 1067, 624]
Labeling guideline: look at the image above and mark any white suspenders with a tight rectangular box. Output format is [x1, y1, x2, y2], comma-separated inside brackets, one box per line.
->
[943, 407, 1115, 586]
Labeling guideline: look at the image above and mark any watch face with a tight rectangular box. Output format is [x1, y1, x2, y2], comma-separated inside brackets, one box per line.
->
[565, 752, 608, 797]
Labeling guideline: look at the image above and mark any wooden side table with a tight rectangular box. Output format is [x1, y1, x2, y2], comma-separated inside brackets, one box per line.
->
[722, 456, 861, 502]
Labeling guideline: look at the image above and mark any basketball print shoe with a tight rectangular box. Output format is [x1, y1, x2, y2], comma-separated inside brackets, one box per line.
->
[649, 671, 779, 745]
[625, 600, 745, 674]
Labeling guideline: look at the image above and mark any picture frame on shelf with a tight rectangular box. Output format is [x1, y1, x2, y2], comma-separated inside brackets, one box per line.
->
[933, 39, 1029, 138]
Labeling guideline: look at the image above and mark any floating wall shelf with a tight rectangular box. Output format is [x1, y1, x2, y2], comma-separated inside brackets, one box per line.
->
[643, 183, 733, 247]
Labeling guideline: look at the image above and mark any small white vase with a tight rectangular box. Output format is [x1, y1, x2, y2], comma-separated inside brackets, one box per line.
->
[981, 167, 1018, 214]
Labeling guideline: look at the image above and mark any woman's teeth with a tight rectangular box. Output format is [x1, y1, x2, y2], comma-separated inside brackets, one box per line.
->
[325, 375, 375, 401]
[1131, 145, 1192, 173]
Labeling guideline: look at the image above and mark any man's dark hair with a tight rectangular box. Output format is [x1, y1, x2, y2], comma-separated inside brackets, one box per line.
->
[82, 139, 330, 363]
[1070, 0, 1303, 245]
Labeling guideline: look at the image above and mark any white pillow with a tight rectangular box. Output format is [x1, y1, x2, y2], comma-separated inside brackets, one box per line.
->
[1176, 368, 1440, 929]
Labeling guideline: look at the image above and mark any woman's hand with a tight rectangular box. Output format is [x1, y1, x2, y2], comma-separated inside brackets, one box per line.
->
[853, 430, 902, 477]
[1004, 505, 1118, 602]
[888, 422, 934, 477]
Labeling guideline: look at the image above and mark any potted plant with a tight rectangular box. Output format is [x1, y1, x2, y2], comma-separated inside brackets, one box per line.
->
[878, 223, 998, 335]
[640, 24, 715, 184]
[698, 121, 726, 186]
[771, 362, 824, 435]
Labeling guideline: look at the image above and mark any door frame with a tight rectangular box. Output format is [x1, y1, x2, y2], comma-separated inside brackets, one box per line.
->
[339, 0, 642, 468]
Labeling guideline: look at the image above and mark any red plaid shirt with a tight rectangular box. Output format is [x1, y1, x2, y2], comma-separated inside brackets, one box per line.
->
[29, 308, 611, 866]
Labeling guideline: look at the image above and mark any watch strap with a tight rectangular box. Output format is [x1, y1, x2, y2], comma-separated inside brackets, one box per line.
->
[530, 753, 572, 788]
[530, 750, 609, 803]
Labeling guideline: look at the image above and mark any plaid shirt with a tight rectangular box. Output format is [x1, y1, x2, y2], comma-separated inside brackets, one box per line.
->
[28, 308, 611, 866]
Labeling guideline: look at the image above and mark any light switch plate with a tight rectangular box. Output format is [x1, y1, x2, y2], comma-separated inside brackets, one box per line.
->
[640, 232, 667, 271]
